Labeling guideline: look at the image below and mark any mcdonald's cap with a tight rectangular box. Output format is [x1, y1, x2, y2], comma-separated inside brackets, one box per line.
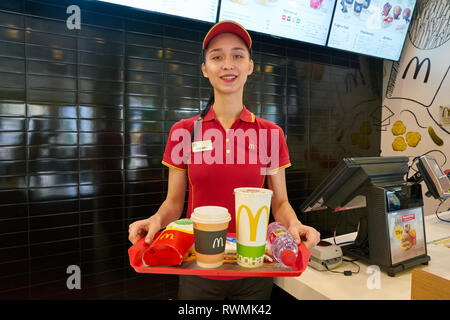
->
[202, 20, 252, 50]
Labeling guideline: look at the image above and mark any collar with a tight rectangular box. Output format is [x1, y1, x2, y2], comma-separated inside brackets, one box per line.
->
[202, 105, 255, 123]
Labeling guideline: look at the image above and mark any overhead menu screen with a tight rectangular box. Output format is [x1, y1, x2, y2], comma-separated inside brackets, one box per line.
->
[218, 0, 336, 46]
[98, 0, 219, 23]
[327, 0, 416, 60]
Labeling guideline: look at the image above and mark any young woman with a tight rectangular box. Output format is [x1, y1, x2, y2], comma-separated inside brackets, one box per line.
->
[128, 21, 320, 299]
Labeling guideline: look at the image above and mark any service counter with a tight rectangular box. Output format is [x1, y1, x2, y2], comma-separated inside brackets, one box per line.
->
[274, 210, 450, 300]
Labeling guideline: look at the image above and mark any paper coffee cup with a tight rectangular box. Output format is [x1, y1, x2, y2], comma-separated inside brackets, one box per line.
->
[234, 187, 273, 268]
[191, 206, 231, 268]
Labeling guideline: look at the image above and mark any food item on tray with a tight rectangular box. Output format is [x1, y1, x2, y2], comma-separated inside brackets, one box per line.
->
[142, 218, 194, 267]
[391, 120, 406, 136]
[234, 187, 273, 268]
[225, 236, 237, 256]
[392, 136, 407, 151]
[405, 131, 421, 147]
[191, 206, 231, 269]
[267, 222, 298, 267]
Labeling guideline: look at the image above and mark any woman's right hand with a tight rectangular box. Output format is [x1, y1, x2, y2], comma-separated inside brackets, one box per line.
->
[128, 215, 162, 245]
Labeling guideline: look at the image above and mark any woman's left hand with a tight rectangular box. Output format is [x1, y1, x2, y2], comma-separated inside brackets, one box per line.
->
[288, 222, 321, 250]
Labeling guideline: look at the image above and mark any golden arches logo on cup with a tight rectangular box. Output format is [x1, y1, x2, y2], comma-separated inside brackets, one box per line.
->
[234, 187, 273, 268]
[236, 204, 269, 242]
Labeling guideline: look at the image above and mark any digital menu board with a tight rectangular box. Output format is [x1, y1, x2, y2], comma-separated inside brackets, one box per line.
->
[98, 0, 219, 23]
[218, 0, 336, 46]
[327, 0, 416, 60]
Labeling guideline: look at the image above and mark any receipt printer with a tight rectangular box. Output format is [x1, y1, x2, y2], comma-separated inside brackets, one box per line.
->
[308, 242, 343, 271]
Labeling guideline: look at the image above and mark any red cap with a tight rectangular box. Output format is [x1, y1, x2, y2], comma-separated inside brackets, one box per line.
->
[202, 20, 252, 50]
[281, 249, 297, 267]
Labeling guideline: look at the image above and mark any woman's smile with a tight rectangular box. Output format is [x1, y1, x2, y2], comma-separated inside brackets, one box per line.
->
[220, 74, 238, 82]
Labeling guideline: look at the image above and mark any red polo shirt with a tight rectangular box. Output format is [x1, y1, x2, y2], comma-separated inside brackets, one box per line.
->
[162, 105, 291, 232]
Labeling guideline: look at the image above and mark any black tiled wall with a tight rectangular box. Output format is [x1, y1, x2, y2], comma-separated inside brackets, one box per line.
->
[0, 0, 382, 299]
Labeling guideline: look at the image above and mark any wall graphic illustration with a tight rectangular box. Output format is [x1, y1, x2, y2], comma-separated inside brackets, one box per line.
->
[381, 0, 450, 214]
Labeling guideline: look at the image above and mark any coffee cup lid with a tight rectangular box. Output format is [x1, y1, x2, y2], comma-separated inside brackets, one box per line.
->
[191, 206, 231, 224]
[233, 187, 273, 198]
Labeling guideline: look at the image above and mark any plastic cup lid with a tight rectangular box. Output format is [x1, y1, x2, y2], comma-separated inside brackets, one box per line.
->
[191, 206, 231, 224]
[233, 187, 273, 197]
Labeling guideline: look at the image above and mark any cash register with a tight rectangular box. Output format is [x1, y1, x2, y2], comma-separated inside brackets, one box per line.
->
[300, 156, 450, 277]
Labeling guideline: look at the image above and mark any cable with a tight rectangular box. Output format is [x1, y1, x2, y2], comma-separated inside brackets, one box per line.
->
[406, 150, 448, 183]
[409, 150, 448, 174]
[324, 259, 360, 276]
[332, 211, 356, 246]
[435, 199, 450, 223]
[333, 228, 355, 246]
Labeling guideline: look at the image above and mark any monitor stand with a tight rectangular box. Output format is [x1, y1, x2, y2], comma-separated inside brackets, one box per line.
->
[340, 183, 430, 277]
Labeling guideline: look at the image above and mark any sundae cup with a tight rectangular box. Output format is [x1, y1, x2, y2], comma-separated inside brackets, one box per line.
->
[382, 2, 392, 16]
[403, 8, 411, 23]
[393, 6, 402, 19]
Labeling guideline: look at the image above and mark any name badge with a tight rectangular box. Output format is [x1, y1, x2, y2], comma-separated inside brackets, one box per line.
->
[192, 140, 213, 153]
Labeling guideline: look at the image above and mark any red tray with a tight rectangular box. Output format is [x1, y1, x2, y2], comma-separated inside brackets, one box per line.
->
[128, 233, 310, 277]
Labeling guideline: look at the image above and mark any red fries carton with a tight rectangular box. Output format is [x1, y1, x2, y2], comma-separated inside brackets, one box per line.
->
[142, 218, 194, 266]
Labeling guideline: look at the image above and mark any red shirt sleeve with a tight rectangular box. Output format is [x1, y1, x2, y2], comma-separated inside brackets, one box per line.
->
[162, 120, 191, 171]
[266, 124, 291, 174]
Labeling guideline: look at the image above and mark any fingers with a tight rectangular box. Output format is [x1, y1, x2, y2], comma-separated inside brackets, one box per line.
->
[128, 232, 139, 245]
[128, 216, 162, 245]
[303, 230, 320, 250]
[128, 220, 150, 244]
[303, 237, 317, 250]
[128, 222, 142, 244]
[287, 224, 302, 245]
[145, 222, 160, 245]
[293, 225, 320, 250]
[290, 231, 301, 245]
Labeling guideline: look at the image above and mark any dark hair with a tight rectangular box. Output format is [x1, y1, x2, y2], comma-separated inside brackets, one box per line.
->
[191, 93, 213, 143]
